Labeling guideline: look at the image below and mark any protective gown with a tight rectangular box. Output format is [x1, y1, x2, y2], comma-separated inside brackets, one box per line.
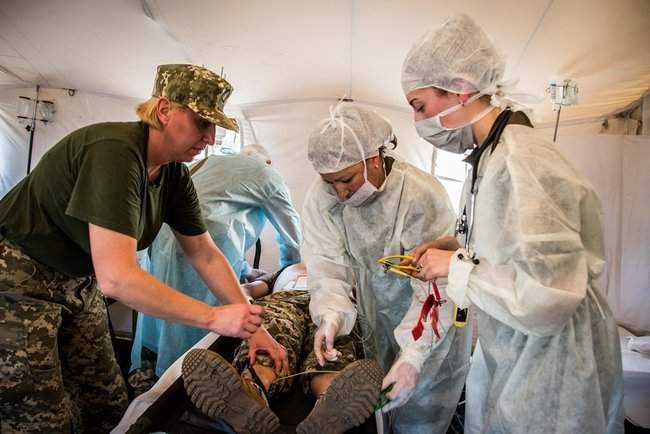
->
[303, 159, 471, 434]
[131, 154, 302, 375]
[447, 125, 624, 434]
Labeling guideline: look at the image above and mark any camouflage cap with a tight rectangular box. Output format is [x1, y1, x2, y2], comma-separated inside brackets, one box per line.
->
[152, 64, 239, 132]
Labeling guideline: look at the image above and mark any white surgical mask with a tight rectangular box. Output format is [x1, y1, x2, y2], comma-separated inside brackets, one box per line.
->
[341, 159, 382, 207]
[415, 92, 495, 154]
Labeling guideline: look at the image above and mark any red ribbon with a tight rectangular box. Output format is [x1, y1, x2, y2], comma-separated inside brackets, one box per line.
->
[411, 281, 442, 341]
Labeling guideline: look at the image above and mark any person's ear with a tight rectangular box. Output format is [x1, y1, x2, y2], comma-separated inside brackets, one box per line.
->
[456, 93, 472, 106]
[157, 97, 172, 126]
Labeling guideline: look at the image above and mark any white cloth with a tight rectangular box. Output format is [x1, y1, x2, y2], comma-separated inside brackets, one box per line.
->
[303, 159, 471, 433]
[627, 336, 650, 355]
[111, 332, 220, 434]
[447, 124, 624, 433]
[618, 326, 650, 428]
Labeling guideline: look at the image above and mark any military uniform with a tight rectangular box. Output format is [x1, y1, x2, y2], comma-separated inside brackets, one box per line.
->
[233, 290, 362, 398]
[130, 290, 362, 400]
[0, 239, 128, 433]
[0, 64, 237, 433]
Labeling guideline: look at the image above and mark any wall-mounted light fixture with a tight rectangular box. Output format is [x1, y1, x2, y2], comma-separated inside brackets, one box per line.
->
[17, 85, 55, 174]
[546, 79, 579, 142]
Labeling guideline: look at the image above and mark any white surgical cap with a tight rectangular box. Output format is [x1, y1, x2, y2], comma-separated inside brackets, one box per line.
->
[241, 144, 272, 164]
[401, 14, 505, 96]
[307, 102, 394, 174]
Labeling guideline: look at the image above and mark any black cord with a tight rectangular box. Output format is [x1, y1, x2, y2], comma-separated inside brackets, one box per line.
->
[553, 104, 562, 142]
[253, 239, 262, 269]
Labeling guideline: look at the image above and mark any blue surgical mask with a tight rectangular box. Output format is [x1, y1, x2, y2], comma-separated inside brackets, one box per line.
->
[415, 93, 495, 154]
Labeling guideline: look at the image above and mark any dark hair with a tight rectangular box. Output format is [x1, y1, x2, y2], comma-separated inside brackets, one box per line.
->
[379, 135, 398, 156]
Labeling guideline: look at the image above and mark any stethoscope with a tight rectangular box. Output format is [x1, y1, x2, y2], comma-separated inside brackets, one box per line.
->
[455, 189, 478, 260]
[455, 108, 514, 263]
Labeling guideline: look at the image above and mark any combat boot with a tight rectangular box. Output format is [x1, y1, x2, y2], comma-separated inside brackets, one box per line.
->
[182, 349, 280, 434]
[296, 359, 383, 434]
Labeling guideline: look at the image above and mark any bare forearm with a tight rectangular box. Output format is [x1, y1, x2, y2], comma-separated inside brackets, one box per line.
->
[89, 225, 262, 338]
[102, 266, 217, 330]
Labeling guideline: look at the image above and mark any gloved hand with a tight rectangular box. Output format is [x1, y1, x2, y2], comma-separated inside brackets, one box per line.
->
[313, 314, 342, 366]
[381, 360, 418, 412]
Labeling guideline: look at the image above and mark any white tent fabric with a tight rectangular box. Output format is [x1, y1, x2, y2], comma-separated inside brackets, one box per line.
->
[556, 134, 650, 335]
[0, 87, 138, 194]
[1, 0, 649, 124]
[0, 96, 27, 195]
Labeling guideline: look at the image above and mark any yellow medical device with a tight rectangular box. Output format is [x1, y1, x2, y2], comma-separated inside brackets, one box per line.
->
[378, 255, 469, 329]
[453, 305, 469, 328]
[377, 255, 421, 277]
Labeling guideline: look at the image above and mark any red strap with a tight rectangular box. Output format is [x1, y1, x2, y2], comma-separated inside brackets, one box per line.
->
[431, 281, 442, 303]
[411, 282, 442, 341]
[411, 293, 435, 340]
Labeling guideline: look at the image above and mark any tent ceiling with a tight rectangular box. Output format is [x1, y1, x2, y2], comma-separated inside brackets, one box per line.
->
[0, 0, 648, 124]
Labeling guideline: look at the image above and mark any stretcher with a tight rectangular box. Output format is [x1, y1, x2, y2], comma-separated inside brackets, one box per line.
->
[112, 331, 378, 434]
[113, 264, 378, 433]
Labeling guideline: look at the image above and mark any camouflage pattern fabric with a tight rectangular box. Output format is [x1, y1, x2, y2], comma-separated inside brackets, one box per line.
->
[0, 238, 128, 434]
[152, 63, 239, 132]
[233, 290, 363, 399]
[127, 347, 158, 398]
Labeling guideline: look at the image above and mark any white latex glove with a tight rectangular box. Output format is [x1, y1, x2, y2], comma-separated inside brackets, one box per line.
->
[313, 314, 342, 366]
[381, 361, 418, 412]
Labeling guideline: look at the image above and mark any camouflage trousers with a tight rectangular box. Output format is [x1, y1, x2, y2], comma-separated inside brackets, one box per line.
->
[127, 346, 158, 397]
[232, 290, 363, 399]
[0, 238, 128, 434]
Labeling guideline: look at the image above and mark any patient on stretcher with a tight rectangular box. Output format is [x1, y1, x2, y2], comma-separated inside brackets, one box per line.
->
[181, 264, 384, 434]
[128, 263, 305, 395]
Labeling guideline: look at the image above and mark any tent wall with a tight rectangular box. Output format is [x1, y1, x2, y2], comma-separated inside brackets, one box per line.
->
[535, 120, 605, 141]
[555, 135, 650, 335]
[0, 93, 648, 334]
[0, 87, 139, 197]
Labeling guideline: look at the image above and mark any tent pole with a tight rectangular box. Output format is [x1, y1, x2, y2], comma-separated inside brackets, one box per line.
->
[26, 84, 40, 175]
[552, 104, 562, 143]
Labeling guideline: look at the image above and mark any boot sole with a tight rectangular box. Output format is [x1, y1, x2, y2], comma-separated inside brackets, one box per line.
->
[296, 359, 384, 434]
[182, 349, 280, 434]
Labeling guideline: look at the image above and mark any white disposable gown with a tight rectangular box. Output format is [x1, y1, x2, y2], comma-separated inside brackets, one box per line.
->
[447, 125, 624, 434]
[304, 159, 471, 434]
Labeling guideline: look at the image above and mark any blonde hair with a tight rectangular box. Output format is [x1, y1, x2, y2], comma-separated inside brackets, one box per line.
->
[136, 96, 183, 130]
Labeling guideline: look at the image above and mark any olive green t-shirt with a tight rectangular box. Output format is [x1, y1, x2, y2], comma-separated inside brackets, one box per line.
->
[0, 121, 207, 277]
